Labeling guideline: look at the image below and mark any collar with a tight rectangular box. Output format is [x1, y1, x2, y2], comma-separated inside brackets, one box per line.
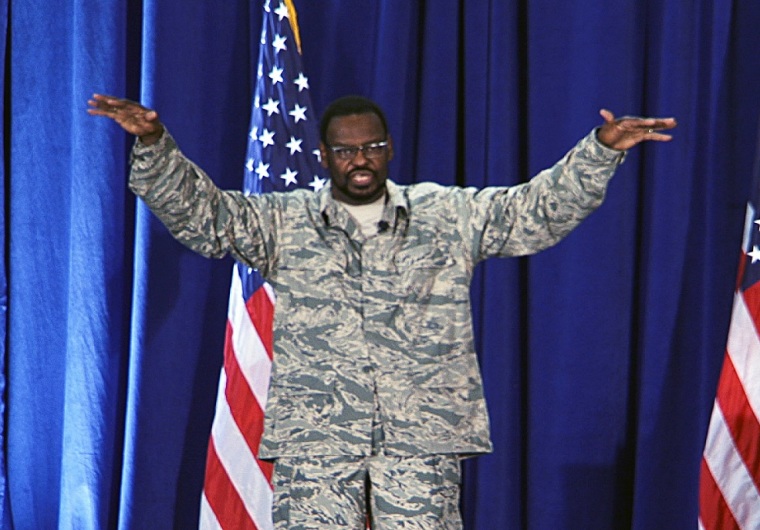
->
[317, 180, 409, 232]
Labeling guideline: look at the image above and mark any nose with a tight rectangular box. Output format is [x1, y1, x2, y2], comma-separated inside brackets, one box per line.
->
[351, 147, 369, 164]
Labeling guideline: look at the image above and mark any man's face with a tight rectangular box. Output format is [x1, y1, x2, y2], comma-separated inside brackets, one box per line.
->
[320, 112, 393, 205]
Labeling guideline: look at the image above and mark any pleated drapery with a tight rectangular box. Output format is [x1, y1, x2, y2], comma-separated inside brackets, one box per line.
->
[3, 1, 760, 528]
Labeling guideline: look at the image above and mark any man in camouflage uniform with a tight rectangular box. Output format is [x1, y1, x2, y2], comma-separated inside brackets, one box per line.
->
[88, 93, 676, 529]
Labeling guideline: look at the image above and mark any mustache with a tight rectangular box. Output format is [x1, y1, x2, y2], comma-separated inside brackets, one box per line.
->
[348, 167, 375, 177]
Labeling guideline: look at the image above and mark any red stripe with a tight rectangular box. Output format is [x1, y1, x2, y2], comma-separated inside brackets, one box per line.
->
[736, 251, 747, 292]
[715, 352, 760, 492]
[223, 321, 274, 483]
[246, 286, 274, 360]
[203, 437, 259, 530]
[742, 281, 760, 335]
[699, 457, 741, 530]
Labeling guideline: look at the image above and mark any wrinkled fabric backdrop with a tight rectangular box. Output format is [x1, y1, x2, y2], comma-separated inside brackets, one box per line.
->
[3, 0, 760, 528]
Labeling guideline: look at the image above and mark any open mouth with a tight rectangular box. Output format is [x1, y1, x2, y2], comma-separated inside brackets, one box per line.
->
[350, 170, 374, 186]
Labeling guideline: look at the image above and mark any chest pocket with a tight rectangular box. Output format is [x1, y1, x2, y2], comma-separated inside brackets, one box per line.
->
[392, 240, 464, 302]
[272, 240, 349, 308]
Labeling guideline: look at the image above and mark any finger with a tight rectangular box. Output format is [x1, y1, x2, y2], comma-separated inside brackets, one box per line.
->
[620, 116, 677, 131]
[647, 132, 674, 142]
[87, 97, 122, 115]
[86, 99, 148, 127]
[90, 93, 116, 105]
[652, 117, 678, 130]
[117, 106, 158, 124]
[643, 117, 677, 136]
[89, 93, 149, 117]
[86, 104, 119, 118]
[86, 107, 109, 117]
[599, 108, 616, 124]
[90, 93, 122, 107]
[91, 93, 118, 101]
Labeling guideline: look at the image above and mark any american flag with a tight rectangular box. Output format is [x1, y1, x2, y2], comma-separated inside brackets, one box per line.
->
[199, 1, 323, 528]
[699, 127, 760, 529]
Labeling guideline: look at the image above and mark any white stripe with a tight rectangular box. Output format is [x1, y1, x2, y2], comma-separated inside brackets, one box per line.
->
[698, 517, 706, 530]
[263, 281, 276, 305]
[228, 269, 273, 410]
[212, 369, 275, 530]
[198, 492, 223, 530]
[703, 402, 760, 529]
[742, 202, 755, 254]
[726, 293, 760, 423]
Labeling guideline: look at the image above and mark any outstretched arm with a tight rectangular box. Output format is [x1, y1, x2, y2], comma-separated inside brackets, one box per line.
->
[87, 93, 164, 145]
[596, 109, 677, 151]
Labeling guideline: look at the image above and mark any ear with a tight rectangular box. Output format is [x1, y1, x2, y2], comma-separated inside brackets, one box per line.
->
[387, 134, 394, 161]
[319, 142, 329, 168]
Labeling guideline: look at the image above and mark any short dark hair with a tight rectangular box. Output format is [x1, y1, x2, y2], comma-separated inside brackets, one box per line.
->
[319, 95, 389, 143]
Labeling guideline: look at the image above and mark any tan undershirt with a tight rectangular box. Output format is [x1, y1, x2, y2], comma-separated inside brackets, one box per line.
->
[338, 193, 386, 237]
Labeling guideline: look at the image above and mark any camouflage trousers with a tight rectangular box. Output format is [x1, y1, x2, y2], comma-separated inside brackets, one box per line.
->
[271, 453, 463, 529]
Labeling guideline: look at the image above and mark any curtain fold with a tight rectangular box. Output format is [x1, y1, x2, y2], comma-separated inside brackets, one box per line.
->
[4, 0, 760, 528]
[8, 1, 131, 528]
[0, 0, 9, 527]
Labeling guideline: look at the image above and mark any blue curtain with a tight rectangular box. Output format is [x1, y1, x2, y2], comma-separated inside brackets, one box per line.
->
[0, 0, 8, 527]
[4, 0, 760, 528]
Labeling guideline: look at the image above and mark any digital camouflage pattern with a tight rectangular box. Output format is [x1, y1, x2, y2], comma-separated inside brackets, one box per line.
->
[271, 453, 462, 529]
[129, 130, 624, 460]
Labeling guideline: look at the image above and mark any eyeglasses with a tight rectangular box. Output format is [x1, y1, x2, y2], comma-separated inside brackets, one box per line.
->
[327, 141, 389, 161]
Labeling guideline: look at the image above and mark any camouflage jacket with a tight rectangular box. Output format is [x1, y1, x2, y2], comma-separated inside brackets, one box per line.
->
[129, 130, 624, 458]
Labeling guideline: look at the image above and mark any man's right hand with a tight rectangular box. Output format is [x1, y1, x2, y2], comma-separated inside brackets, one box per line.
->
[87, 93, 164, 146]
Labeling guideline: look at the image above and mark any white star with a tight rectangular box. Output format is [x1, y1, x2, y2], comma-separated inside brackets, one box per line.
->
[255, 161, 270, 179]
[289, 103, 307, 123]
[249, 126, 258, 142]
[294, 72, 309, 92]
[274, 2, 289, 20]
[259, 128, 275, 148]
[755, 219, 760, 231]
[309, 175, 327, 192]
[286, 136, 303, 155]
[245, 157, 255, 173]
[750, 245, 760, 263]
[312, 148, 322, 163]
[269, 65, 284, 85]
[262, 98, 280, 116]
[280, 167, 299, 186]
[272, 34, 287, 54]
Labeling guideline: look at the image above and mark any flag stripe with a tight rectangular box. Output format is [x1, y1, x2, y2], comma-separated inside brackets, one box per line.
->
[203, 438, 259, 530]
[223, 323, 273, 481]
[223, 323, 266, 461]
[699, 456, 741, 530]
[703, 397, 760, 528]
[212, 370, 275, 530]
[736, 283, 760, 415]
[245, 283, 275, 361]
[199, 492, 223, 530]
[724, 288, 760, 490]
[716, 353, 760, 491]
[228, 269, 273, 410]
